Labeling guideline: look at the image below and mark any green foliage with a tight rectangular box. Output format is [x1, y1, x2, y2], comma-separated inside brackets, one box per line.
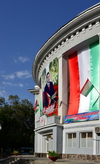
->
[8, 95, 20, 105]
[13, 150, 19, 154]
[0, 97, 5, 106]
[0, 95, 34, 152]
[49, 58, 58, 85]
[47, 151, 59, 157]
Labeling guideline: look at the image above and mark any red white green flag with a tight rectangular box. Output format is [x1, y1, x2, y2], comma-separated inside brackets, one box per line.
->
[80, 79, 94, 97]
[34, 100, 39, 114]
[40, 91, 43, 116]
[67, 41, 99, 115]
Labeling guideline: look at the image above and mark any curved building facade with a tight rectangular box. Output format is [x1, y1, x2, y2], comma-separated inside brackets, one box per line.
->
[30, 3, 100, 159]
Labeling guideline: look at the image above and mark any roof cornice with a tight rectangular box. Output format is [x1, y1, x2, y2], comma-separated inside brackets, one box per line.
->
[32, 3, 100, 85]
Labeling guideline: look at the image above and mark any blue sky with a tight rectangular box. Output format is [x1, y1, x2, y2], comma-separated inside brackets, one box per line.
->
[0, 0, 99, 103]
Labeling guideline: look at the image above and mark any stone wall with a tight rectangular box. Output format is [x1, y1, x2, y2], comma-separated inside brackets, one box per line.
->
[35, 153, 100, 161]
[62, 154, 100, 161]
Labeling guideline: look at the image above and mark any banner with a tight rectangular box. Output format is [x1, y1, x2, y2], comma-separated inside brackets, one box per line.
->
[41, 58, 58, 116]
[64, 111, 99, 123]
[67, 41, 99, 114]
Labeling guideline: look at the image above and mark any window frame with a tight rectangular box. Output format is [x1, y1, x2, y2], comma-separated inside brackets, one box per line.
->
[80, 132, 93, 148]
[67, 133, 76, 148]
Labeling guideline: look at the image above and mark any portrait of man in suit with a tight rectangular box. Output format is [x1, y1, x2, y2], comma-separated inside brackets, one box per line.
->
[43, 72, 57, 108]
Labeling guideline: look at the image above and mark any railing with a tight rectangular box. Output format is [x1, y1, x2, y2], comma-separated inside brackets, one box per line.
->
[36, 115, 60, 128]
[0, 156, 26, 164]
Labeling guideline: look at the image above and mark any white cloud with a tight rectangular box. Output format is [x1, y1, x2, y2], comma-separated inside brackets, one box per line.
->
[2, 82, 12, 86]
[0, 90, 8, 101]
[1, 70, 31, 80]
[14, 56, 29, 63]
[18, 83, 24, 87]
[0, 90, 6, 97]
[16, 70, 32, 79]
[18, 56, 29, 63]
[2, 74, 15, 80]
[2, 82, 24, 87]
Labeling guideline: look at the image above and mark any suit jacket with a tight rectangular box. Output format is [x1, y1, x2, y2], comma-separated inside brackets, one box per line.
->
[43, 81, 56, 107]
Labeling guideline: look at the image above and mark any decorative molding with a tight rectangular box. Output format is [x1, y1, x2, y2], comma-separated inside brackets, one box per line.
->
[82, 28, 86, 33]
[76, 31, 79, 36]
[88, 24, 92, 30]
[33, 4, 100, 85]
[96, 20, 100, 27]
[71, 35, 74, 40]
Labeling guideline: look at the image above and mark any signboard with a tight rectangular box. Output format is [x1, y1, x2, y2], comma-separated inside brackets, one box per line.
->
[64, 111, 99, 123]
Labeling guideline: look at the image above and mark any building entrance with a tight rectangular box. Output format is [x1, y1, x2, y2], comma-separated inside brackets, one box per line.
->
[45, 134, 53, 153]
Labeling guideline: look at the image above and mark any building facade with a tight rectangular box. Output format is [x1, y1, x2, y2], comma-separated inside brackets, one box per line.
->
[30, 3, 100, 159]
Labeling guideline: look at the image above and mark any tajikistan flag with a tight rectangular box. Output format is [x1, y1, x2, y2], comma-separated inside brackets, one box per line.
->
[80, 79, 94, 97]
[67, 41, 100, 115]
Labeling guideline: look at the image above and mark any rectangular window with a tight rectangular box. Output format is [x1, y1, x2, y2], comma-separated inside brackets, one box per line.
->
[80, 132, 92, 148]
[67, 133, 76, 148]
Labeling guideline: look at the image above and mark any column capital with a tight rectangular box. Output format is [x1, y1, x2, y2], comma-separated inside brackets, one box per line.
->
[57, 54, 62, 59]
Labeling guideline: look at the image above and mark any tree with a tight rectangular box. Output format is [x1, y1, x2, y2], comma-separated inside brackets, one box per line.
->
[0, 97, 5, 106]
[0, 95, 34, 154]
[8, 95, 20, 105]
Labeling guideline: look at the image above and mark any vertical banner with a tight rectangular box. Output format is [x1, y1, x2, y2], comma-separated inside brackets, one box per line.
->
[67, 41, 99, 115]
[41, 58, 58, 116]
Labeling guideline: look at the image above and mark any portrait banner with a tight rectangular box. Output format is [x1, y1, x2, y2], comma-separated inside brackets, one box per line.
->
[41, 58, 58, 116]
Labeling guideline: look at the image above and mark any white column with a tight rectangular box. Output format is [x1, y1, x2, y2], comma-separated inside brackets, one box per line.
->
[93, 130, 96, 155]
[53, 126, 57, 151]
[58, 54, 68, 123]
[35, 131, 38, 153]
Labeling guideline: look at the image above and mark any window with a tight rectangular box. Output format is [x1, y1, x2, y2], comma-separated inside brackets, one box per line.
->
[67, 133, 76, 147]
[80, 132, 92, 148]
